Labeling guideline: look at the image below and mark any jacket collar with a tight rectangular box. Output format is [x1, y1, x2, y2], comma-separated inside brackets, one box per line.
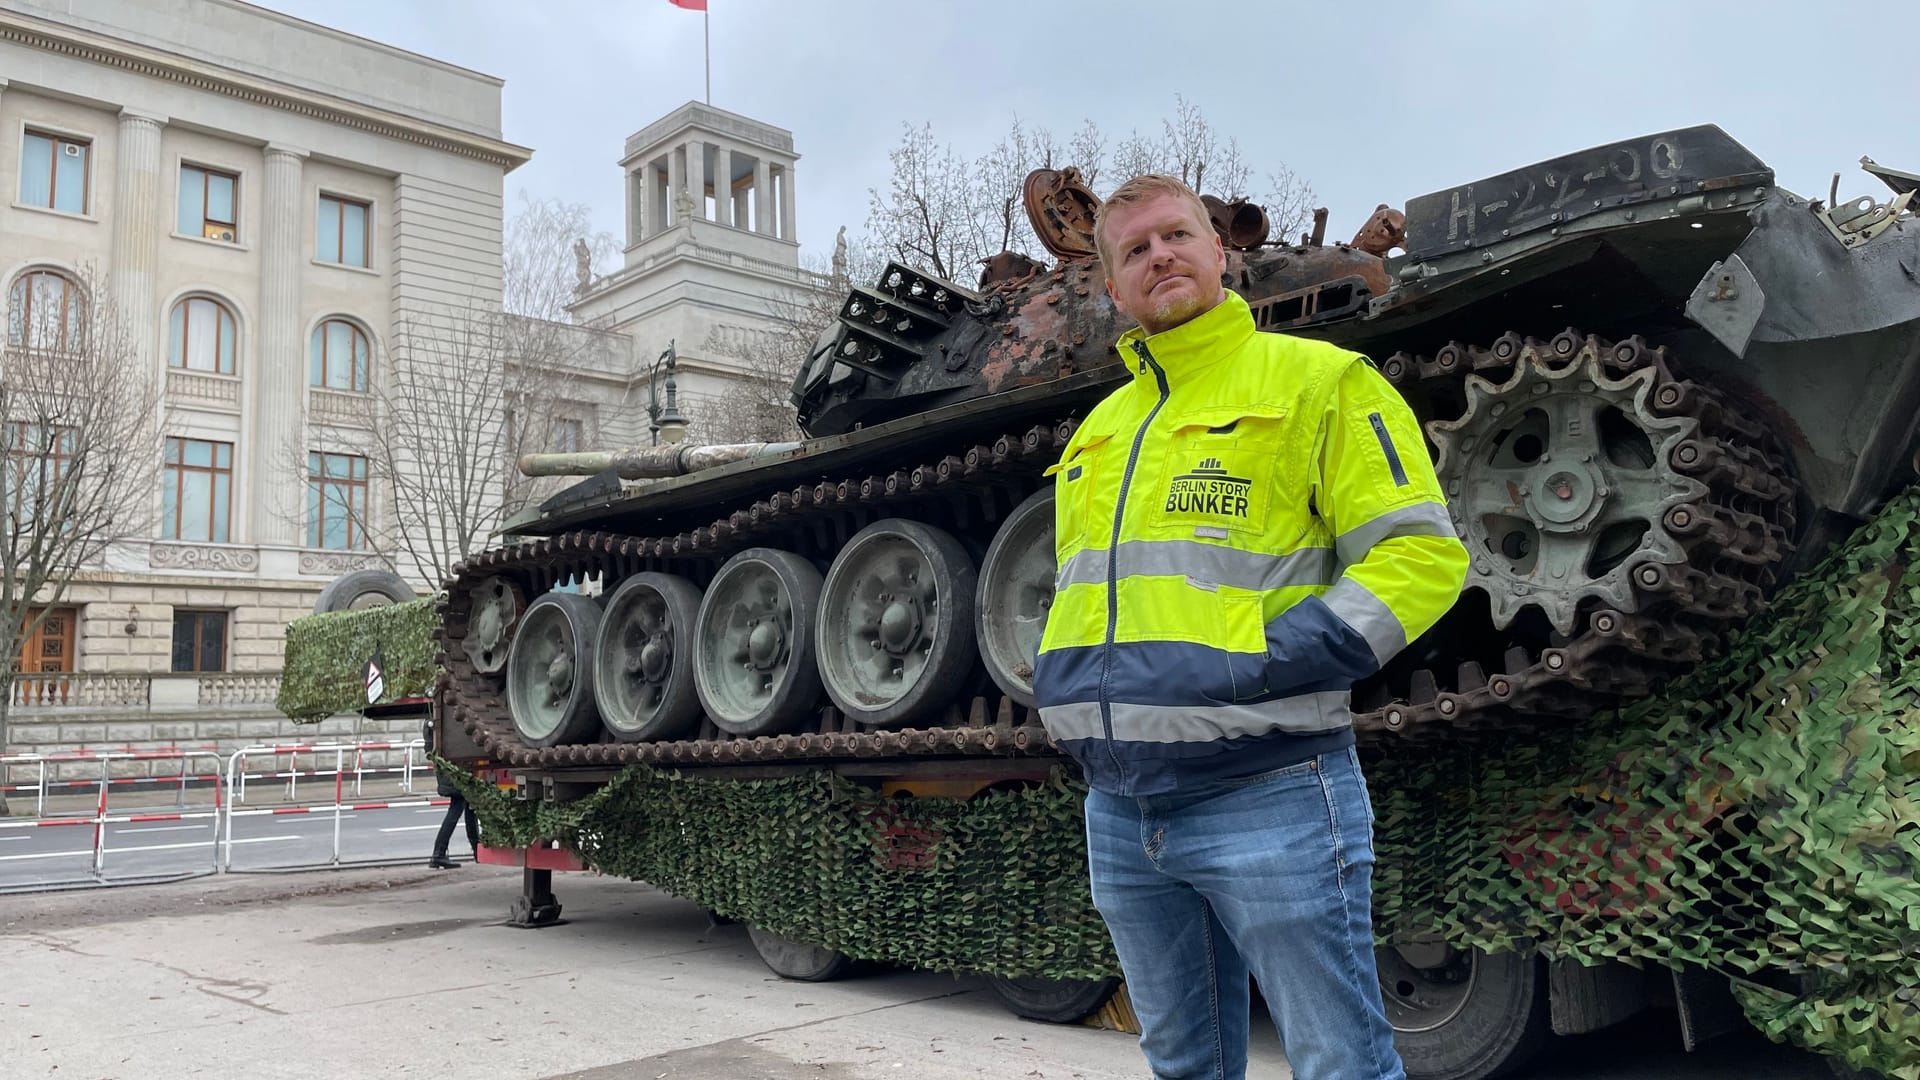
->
[1116, 290, 1258, 387]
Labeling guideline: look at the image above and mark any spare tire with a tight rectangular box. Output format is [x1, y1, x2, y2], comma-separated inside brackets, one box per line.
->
[313, 568, 416, 613]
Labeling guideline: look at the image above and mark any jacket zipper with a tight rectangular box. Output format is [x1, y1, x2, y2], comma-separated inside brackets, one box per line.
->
[1102, 340, 1171, 783]
[1368, 411, 1409, 487]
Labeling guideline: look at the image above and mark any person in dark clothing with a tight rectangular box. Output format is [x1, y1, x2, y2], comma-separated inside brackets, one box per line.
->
[423, 717, 478, 869]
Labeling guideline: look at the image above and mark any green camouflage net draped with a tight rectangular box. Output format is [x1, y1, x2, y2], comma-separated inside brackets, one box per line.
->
[450, 490, 1920, 1076]
[1373, 490, 1920, 1077]
[277, 598, 440, 722]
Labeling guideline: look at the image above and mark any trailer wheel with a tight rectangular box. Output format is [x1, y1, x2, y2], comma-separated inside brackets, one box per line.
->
[1378, 944, 1549, 1080]
[745, 926, 853, 982]
[312, 568, 414, 613]
[986, 974, 1120, 1024]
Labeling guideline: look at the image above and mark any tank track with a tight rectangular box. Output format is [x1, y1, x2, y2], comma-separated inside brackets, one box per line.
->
[438, 328, 1797, 769]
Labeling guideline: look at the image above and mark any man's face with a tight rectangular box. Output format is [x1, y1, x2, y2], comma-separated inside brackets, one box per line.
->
[1102, 193, 1226, 336]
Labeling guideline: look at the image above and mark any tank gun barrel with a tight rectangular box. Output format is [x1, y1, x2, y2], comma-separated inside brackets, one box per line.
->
[519, 442, 800, 480]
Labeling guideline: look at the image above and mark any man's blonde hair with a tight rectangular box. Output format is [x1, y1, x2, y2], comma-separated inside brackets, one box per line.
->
[1093, 174, 1214, 277]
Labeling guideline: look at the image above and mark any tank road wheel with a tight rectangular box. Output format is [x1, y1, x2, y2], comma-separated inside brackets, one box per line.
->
[461, 575, 524, 676]
[816, 518, 978, 728]
[975, 488, 1055, 709]
[593, 573, 704, 743]
[986, 973, 1121, 1024]
[505, 593, 604, 748]
[694, 548, 825, 737]
[745, 925, 853, 982]
[1377, 944, 1549, 1080]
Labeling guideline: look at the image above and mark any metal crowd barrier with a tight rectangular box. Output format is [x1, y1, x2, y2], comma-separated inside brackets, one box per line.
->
[0, 739, 447, 891]
[0, 748, 227, 892]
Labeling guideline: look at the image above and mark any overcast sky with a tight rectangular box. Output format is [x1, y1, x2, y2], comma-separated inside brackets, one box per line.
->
[258, 0, 1911, 271]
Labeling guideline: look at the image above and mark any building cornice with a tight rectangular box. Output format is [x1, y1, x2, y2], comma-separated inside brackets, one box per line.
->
[0, 10, 533, 171]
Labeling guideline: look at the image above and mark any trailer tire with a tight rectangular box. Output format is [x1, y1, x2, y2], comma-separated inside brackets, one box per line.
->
[985, 974, 1120, 1024]
[1380, 945, 1549, 1080]
[312, 568, 415, 613]
[745, 926, 853, 982]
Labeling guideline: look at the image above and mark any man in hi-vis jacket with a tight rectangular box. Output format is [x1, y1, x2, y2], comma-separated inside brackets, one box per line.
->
[1034, 174, 1468, 1080]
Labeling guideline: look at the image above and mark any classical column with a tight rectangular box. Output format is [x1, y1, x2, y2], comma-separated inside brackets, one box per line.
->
[712, 146, 732, 227]
[685, 139, 706, 222]
[667, 147, 683, 227]
[627, 169, 644, 245]
[753, 158, 771, 235]
[778, 163, 797, 242]
[109, 109, 166, 387]
[250, 144, 307, 546]
[733, 182, 750, 229]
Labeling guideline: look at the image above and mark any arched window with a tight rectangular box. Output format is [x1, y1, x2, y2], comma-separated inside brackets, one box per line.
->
[6, 270, 87, 352]
[308, 318, 369, 392]
[167, 296, 237, 375]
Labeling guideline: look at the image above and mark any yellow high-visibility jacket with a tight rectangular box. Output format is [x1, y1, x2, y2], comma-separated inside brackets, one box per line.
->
[1033, 292, 1468, 796]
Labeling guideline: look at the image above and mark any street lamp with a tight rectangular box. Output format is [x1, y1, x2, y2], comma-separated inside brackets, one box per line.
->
[647, 339, 690, 446]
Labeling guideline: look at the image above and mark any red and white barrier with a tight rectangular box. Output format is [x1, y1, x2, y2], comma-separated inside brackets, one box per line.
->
[1, 738, 445, 889]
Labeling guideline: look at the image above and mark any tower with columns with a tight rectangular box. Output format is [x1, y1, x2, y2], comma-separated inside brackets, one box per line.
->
[569, 102, 831, 445]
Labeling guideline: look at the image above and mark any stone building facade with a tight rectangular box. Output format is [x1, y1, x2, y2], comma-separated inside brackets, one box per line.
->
[0, 0, 528, 760]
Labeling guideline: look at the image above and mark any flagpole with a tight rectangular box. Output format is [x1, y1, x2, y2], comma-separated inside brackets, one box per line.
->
[704, 7, 711, 104]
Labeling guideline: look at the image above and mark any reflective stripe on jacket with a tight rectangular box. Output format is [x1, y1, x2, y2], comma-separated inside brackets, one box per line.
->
[1033, 292, 1469, 796]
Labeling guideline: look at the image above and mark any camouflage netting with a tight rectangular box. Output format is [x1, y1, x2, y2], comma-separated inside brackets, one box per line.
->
[1371, 488, 1920, 1077]
[449, 489, 1920, 1076]
[276, 598, 441, 722]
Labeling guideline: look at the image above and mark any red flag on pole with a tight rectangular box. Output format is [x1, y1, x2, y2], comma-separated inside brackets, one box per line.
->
[668, 0, 706, 9]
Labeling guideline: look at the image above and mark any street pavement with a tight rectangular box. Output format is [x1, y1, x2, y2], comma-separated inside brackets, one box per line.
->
[0, 800, 458, 889]
[0, 865, 1848, 1079]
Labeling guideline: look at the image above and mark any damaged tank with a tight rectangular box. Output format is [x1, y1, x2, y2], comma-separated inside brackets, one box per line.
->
[438, 125, 1920, 1076]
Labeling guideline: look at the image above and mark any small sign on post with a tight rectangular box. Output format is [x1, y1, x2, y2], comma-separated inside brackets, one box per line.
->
[364, 647, 386, 705]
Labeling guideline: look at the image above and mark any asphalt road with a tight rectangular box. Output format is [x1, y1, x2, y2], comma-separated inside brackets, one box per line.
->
[0, 866, 1854, 1079]
[0, 800, 459, 888]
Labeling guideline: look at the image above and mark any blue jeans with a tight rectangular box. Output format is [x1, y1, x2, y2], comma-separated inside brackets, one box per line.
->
[1084, 747, 1405, 1080]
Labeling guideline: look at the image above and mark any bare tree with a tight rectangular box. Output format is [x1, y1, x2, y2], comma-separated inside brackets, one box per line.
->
[503, 191, 619, 320]
[865, 99, 1318, 284]
[289, 198, 617, 587]
[0, 267, 165, 773]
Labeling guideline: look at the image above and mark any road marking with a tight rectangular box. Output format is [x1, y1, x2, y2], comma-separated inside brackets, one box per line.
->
[114, 824, 205, 834]
[378, 825, 440, 833]
[0, 836, 298, 862]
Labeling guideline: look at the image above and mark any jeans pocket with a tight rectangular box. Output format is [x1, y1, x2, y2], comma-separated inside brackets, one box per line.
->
[1216, 755, 1319, 789]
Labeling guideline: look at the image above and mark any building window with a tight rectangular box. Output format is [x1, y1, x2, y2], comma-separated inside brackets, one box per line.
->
[308, 319, 370, 392]
[3, 422, 75, 524]
[6, 270, 87, 352]
[167, 297, 238, 375]
[307, 451, 368, 550]
[552, 417, 584, 453]
[170, 610, 228, 673]
[19, 130, 90, 214]
[317, 194, 370, 268]
[162, 437, 233, 543]
[177, 165, 238, 242]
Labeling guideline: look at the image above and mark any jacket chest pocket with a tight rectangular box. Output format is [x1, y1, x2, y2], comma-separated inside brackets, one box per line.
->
[1150, 406, 1290, 539]
[1044, 426, 1117, 553]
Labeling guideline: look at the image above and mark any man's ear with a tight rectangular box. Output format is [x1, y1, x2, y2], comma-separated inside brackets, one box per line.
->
[1105, 277, 1118, 306]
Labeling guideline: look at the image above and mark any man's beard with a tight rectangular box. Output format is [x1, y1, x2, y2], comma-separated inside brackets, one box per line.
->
[1142, 286, 1214, 335]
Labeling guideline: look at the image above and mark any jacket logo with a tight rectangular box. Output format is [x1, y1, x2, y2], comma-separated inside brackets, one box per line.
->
[1165, 456, 1252, 519]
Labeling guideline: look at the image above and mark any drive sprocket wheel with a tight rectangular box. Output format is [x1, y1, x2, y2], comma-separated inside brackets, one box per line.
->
[1428, 337, 1704, 636]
